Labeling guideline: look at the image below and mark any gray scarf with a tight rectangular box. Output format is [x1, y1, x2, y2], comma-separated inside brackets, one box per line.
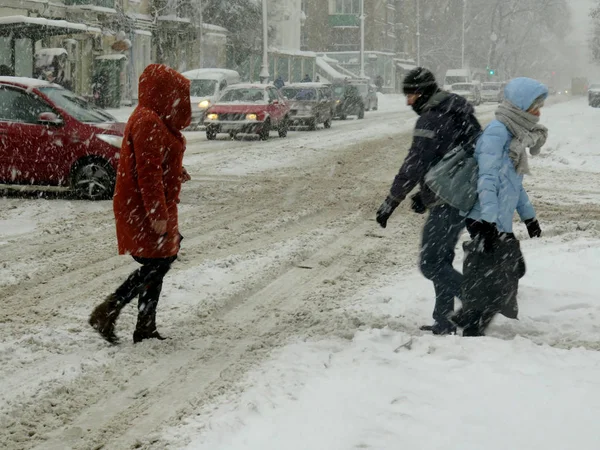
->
[495, 101, 548, 175]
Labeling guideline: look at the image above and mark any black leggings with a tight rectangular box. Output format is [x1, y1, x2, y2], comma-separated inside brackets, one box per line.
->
[114, 255, 176, 319]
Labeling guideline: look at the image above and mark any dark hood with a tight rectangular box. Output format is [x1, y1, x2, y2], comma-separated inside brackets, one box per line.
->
[420, 91, 475, 117]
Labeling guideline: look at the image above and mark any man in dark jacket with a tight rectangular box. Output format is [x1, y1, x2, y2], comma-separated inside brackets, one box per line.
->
[376, 67, 481, 335]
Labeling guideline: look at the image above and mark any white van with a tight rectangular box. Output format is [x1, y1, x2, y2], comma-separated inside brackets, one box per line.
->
[443, 68, 487, 92]
[181, 68, 241, 129]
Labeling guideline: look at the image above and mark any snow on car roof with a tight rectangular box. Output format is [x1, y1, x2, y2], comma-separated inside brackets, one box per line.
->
[224, 83, 269, 90]
[0, 76, 60, 88]
[284, 82, 330, 88]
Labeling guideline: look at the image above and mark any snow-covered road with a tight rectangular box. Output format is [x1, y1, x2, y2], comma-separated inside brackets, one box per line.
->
[1, 95, 599, 450]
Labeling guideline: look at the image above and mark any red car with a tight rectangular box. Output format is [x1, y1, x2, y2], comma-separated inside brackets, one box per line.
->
[0, 77, 124, 199]
[204, 83, 290, 140]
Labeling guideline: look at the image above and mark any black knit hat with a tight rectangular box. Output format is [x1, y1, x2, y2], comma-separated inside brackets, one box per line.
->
[403, 67, 438, 95]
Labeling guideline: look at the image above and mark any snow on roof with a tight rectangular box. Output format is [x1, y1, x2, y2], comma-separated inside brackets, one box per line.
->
[157, 15, 191, 23]
[316, 57, 349, 82]
[67, 4, 117, 14]
[0, 76, 59, 88]
[201, 23, 228, 33]
[284, 82, 331, 88]
[134, 29, 152, 36]
[37, 48, 67, 57]
[95, 54, 128, 60]
[127, 13, 153, 21]
[226, 83, 270, 90]
[0, 16, 102, 35]
[182, 68, 240, 80]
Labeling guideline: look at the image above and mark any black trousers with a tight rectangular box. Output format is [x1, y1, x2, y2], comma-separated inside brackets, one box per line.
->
[419, 204, 466, 324]
[113, 255, 177, 328]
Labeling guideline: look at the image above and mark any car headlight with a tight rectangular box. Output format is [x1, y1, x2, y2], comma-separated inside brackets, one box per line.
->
[246, 113, 258, 121]
[97, 134, 123, 148]
[207, 113, 219, 120]
[336, 99, 341, 104]
[198, 100, 211, 109]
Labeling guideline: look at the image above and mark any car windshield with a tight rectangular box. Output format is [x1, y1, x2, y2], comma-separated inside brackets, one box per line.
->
[333, 85, 346, 98]
[219, 88, 265, 103]
[452, 84, 474, 91]
[189, 79, 218, 97]
[281, 88, 317, 101]
[38, 87, 116, 123]
[483, 84, 502, 91]
[446, 76, 468, 85]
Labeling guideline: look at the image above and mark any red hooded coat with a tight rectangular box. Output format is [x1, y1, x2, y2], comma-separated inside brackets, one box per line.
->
[113, 64, 191, 258]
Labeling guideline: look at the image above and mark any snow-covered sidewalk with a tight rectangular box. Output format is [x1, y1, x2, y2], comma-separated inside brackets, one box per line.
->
[157, 96, 600, 449]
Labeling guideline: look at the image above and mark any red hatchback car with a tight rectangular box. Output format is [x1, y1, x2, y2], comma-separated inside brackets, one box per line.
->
[204, 83, 290, 140]
[0, 77, 124, 199]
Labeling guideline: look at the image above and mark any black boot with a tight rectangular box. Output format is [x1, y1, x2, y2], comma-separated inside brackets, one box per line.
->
[133, 313, 167, 344]
[420, 320, 456, 335]
[89, 294, 122, 344]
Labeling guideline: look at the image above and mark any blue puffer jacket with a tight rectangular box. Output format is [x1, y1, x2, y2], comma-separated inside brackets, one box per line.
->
[467, 77, 548, 233]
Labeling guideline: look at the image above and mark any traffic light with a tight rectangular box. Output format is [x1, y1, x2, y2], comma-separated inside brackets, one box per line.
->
[489, 69, 495, 75]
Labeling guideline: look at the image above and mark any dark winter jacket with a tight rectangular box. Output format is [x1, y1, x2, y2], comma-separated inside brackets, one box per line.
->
[389, 91, 481, 204]
[274, 76, 285, 90]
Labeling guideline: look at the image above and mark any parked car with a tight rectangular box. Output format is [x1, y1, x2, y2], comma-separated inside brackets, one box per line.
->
[365, 84, 379, 111]
[481, 82, 505, 103]
[451, 82, 481, 105]
[182, 68, 241, 130]
[281, 82, 334, 130]
[0, 77, 124, 199]
[588, 83, 600, 107]
[332, 83, 365, 120]
[204, 84, 290, 140]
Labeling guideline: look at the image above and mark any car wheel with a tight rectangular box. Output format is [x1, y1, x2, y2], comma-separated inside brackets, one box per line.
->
[373, 105, 378, 111]
[340, 113, 347, 120]
[259, 120, 271, 141]
[206, 127, 217, 140]
[278, 117, 289, 138]
[358, 108, 365, 119]
[324, 117, 332, 129]
[308, 117, 318, 131]
[70, 158, 115, 200]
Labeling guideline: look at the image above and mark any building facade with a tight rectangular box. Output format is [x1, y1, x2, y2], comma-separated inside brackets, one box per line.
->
[0, 0, 227, 104]
[301, 0, 398, 53]
[300, 0, 413, 91]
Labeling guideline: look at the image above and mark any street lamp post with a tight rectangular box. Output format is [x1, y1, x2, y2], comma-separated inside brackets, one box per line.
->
[461, 0, 466, 68]
[359, 0, 365, 78]
[259, 0, 270, 83]
[416, 0, 421, 66]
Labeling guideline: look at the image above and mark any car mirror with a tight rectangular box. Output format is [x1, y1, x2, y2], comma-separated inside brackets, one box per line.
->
[38, 112, 63, 126]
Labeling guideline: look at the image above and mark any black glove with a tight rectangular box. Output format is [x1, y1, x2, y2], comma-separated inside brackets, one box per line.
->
[410, 192, 427, 215]
[376, 196, 400, 229]
[524, 218, 542, 238]
[479, 220, 500, 253]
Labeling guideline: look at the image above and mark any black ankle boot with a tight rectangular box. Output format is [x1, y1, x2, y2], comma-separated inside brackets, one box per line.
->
[89, 294, 122, 344]
[133, 314, 167, 343]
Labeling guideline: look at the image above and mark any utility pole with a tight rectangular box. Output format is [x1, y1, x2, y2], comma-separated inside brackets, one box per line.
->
[198, 0, 203, 67]
[360, 0, 365, 78]
[416, 0, 421, 66]
[461, 0, 466, 68]
[259, 0, 270, 83]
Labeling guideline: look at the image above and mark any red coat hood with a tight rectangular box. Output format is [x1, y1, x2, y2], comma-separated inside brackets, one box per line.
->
[137, 64, 191, 131]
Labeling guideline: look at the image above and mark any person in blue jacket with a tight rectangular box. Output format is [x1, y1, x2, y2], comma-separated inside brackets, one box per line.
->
[451, 77, 548, 337]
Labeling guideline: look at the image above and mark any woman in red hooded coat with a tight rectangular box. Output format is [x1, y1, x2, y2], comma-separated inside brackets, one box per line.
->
[89, 64, 191, 344]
